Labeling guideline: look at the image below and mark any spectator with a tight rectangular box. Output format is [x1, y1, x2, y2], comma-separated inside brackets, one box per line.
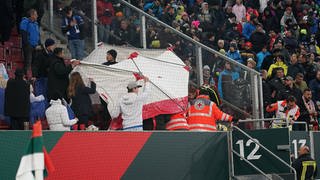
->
[113, 20, 134, 46]
[45, 91, 78, 131]
[0, 0, 14, 43]
[4, 69, 30, 130]
[266, 95, 300, 128]
[47, 48, 80, 102]
[218, 61, 240, 99]
[96, 0, 114, 44]
[20, 9, 40, 74]
[23, 0, 44, 25]
[287, 53, 304, 78]
[103, 49, 117, 66]
[197, 2, 213, 32]
[232, 0, 246, 23]
[120, 76, 150, 131]
[226, 43, 242, 64]
[292, 146, 317, 180]
[268, 54, 288, 77]
[250, 24, 269, 53]
[247, 58, 256, 69]
[269, 67, 286, 102]
[299, 54, 317, 83]
[278, 75, 302, 101]
[256, 46, 271, 71]
[67, 72, 96, 130]
[283, 30, 298, 54]
[240, 41, 256, 64]
[261, 69, 273, 118]
[242, 15, 257, 40]
[309, 71, 320, 103]
[294, 73, 308, 93]
[32, 38, 55, 79]
[296, 89, 318, 131]
[280, 7, 297, 32]
[61, 6, 85, 60]
[161, 5, 175, 25]
[144, 0, 163, 19]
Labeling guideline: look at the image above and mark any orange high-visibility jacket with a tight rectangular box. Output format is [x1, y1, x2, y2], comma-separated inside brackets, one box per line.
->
[187, 95, 233, 131]
[166, 113, 189, 131]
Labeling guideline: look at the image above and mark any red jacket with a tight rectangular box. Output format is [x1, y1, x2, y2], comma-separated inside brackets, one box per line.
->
[97, 0, 114, 25]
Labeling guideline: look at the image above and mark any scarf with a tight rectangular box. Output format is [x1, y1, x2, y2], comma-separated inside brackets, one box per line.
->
[302, 96, 316, 122]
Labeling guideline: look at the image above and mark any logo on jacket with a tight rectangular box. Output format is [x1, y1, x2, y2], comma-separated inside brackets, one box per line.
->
[194, 100, 205, 110]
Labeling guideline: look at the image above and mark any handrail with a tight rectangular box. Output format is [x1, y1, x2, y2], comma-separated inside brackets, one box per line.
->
[232, 150, 272, 180]
[232, 126, 297, 180]
[239, 118, 308, 131]
[119, 0, 260, 75]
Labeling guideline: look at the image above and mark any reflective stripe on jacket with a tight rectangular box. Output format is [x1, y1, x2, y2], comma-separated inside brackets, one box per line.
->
[187, 95, 232, 132]
[166, 113, 189, 131]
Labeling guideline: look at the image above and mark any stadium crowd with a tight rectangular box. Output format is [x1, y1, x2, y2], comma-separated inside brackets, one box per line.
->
[0, 0, 319, 132]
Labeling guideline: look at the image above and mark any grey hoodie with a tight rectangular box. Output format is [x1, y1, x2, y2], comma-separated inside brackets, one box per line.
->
[120, 82, 150, 129]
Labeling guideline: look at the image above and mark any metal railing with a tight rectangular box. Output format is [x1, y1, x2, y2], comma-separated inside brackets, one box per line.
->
[42, 0, 265, 126]
[230, 125, 297, 180]
[239, 118, 308, 131]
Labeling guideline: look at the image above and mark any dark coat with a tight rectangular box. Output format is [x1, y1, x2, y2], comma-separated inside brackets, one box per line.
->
[278, 85, 302, 102]
[4, 78, 30, 118]
[298, 98, 319, 124]
[47, 55, 72, 101]
[70, 81, 96, 117]
[32, 47, 52, 78]
[0, 0, 14, 43]
[250, 31, 269, 53]
[287, 63, 304, 79]
[292, 153, 317, 180]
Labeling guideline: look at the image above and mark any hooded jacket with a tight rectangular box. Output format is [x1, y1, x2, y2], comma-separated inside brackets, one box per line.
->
[120, 82, 150, 129]
[45, 99, 78, 131]
[267, 61, 288, 77]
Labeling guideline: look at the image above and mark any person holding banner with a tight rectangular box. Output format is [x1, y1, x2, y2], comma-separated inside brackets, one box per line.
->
[120, 76, 150, 131]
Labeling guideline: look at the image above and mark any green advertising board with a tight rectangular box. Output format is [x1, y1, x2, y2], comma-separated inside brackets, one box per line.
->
[311, 132, 320, 179]
[233, 128, 291, 175]
[290, 131, 310, 160]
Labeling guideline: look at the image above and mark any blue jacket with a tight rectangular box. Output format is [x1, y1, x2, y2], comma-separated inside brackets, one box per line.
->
[218, 70, 240, 99]
[61, 15, 84, 40]
[20, 17, 40, 47]
[242, 22, 256, 40]
[256, 51, 271, 71]
[226, 50, 243, 64]
[143, 2, 163, 18]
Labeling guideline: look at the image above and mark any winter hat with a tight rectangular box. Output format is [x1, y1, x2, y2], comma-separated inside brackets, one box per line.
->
[203, 65, 210, 70]
[45, 38, 55, 47]
[107, 49, 117, 59]
[127, 81, 142, 90]
[191, 20, 200, 29]
[14, 68, 24, 78]
[244, 41, 253, 48]
[247, 58, 256, 67]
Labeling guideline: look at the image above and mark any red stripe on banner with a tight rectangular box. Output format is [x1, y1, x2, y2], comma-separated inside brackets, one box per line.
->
[43, 147, 55, 173]
[46, 132, 152, 180]
[142, 96, 188, 120]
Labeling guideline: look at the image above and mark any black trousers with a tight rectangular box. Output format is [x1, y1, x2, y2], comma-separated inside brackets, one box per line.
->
[22, 45, 35, 73]
[10, 117, 28, 130]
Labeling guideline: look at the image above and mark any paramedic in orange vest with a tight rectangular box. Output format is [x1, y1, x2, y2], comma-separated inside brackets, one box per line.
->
[166, 113, 189, 130]
[266, 95, 300, 128]
[187, 89, 233, 131]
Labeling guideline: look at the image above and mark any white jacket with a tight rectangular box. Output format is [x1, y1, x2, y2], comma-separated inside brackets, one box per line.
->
[120, 82, 150, 129]
[45, 99, 78, 131]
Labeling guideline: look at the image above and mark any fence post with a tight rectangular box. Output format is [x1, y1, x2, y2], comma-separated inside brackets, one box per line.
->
[250, 73, 261, 129]
[195, 46, 203, 86]
[140, 15, 147, 49]
[49, 0, 53, 31]
[92, 0, 98, 49]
